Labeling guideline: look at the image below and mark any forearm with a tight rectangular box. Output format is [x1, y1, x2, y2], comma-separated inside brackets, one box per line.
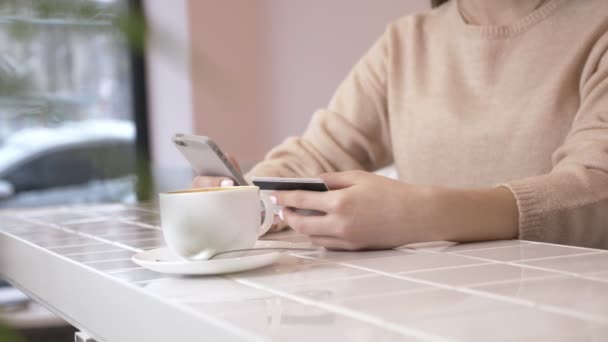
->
[418, 186, 519, 243]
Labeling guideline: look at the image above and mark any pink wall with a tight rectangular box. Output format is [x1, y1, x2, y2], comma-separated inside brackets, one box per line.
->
[189, 0, 428, 169]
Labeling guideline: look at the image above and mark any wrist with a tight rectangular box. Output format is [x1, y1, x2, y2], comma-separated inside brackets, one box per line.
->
[421, 186, 519, 243]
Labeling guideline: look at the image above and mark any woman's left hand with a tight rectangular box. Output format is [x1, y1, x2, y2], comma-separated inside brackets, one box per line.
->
[272, 171, 433, 250]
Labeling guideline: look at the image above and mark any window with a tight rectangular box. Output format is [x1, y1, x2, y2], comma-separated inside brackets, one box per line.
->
[0, 0, 149, 208]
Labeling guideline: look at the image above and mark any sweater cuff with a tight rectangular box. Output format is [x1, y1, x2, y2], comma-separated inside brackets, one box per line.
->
[500, 180, 546, 241]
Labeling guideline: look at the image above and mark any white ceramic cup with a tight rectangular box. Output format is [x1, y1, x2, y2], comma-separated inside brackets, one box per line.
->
[159, 186, 274, 260]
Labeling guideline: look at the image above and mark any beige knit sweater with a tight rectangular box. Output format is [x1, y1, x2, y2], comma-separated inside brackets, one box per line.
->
[249, 0, 608, 249]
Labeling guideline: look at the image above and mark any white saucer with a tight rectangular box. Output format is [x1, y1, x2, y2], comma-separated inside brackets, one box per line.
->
[132, 246, 282, 275]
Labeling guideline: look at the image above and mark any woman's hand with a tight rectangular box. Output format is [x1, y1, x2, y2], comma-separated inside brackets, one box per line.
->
[192, 154, 242, 188]
[191, 154, 287, 233]
[273, 170, 519, 250]
[272, 171, 432, 250]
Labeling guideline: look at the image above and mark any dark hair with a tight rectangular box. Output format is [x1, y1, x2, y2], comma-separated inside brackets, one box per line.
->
[431, 0, 450, 8]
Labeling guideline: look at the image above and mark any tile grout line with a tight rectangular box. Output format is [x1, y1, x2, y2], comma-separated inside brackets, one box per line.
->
[451, 250, 604, 263]
[115, 237, 164, 244]
[464, 274, 566, 290]
[60, 217, 112, 225]
[396, 261, 491, 275]
[512, 251, 605, 262]
[51, 222, 145, 253]
[11, 208, 608, 327]
[445, 252, 608, 285]
[415, 240, 530, 254]
[581, 274, 608, 283]
[105, 267, 145, 274]
[522, 239, 608, 254]
[227, 276, 453, 342]
[7, 208, 158, 253]
[295, 254, 608, 325]
[295, 255, 533, 306]
[533, 303, 608, 325]
[83, 257, 134, 265]
[121, 219, 162, 230]
[60, 248, 129, 257]
[37, 241, 108, 249]
[417, 248, 608, 281]
[423, 255, 608, 323]
[95, 232, 162, 240]
[18, 218, 143, 255]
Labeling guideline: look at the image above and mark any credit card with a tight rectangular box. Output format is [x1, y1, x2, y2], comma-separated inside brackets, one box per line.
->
[251, 177, 329, 192]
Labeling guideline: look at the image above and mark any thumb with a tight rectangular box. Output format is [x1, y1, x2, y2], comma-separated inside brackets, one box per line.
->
[320, 171, 365, 190]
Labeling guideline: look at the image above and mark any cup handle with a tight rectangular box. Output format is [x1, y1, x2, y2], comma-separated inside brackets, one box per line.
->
[258, 192, 275, 236]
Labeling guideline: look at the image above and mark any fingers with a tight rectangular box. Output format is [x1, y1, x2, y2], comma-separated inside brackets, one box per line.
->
[279, 207, 338, 236]
[320, 170, 366, 190]
[192, 176, 234, 188]
[272, 190, 332, 212]
[279, 208, 362, 250]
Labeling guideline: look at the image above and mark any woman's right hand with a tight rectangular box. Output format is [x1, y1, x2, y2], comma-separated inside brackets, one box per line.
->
[190, 154, 287, 233]
[192, 154, 241, 188]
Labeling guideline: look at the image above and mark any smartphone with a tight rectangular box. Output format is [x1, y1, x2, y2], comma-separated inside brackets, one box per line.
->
[252, 176, 328, 216]
[251, 177, 328, 192]
[172, 134, 247, 185]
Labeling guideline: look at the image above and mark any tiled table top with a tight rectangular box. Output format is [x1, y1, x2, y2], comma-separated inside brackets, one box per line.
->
[1, 204, 607, 341]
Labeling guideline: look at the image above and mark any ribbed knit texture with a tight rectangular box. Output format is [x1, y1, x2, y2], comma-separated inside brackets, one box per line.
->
[248, 0, 608, 248]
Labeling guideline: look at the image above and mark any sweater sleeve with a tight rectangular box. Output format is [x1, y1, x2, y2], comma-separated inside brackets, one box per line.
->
[247, 27, 394, 178]
[503, 38, 608, 248]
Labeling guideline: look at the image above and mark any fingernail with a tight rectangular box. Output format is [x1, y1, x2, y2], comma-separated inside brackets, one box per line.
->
[269, 195, 277, 205]
[220, 179, 234, 187]
[278, 208, 284, 221]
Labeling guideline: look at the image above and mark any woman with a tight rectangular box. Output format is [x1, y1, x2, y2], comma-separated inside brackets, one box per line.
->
[195, 0, 608, 250]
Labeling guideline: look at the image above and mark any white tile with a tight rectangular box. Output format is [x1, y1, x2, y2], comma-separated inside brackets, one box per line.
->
[398, 241, 458, 252]
[143, 277, 272, 305]
[15, 230, 75, 242]
[311, 249, 412, 263]
[590, 271, 608, 281]
[110, 268, 169, 283]
[67, 250, 136, 263]
[519, 253, 608, 275]
[2, 225, 48, 235]
[437, 240, 530, 253]
[103, 231, 162, 241]
[86, 259, 140, 272]
[240, 261, 370, 287]
[342, 288, 511, 324]
[408, 302, 608, 341]
[159, 277, 415, 341]
[342, 289, 608, 341]
[473, 276, 608, 319]
[343, 252, 483, 274]
[118, 238, 165, 249]
[253, 255, 324, 268]
[48, 243, 124, 256]
[64, 221, 146, 235]
[406, 263, 558, 287]
[33, 237, 101, 248]
[202, 297, 411, 342]
[453, 244, 592, 262]
[265, 275, 429, 301]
